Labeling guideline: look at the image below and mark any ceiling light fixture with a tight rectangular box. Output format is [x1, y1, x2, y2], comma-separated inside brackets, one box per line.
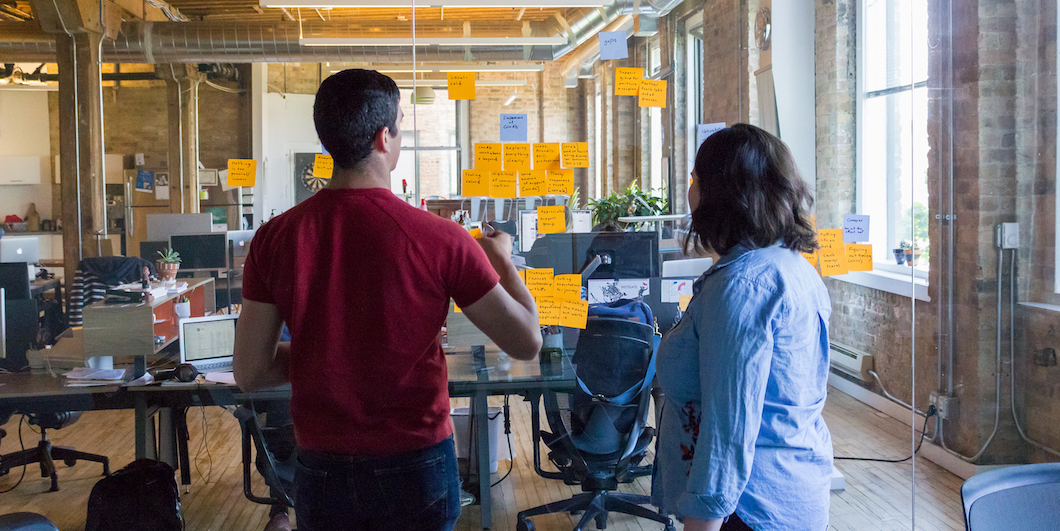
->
[264, 0, 610, 7]
[375, 64, 544, 73]
[300, 37, 566, 47]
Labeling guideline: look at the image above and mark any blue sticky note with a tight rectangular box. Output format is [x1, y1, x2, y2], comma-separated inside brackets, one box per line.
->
[598, 31, 628, 61]
[696, 123, 727, 148]
[499, 114, 528, 143]
[842, 214, 871, 243]
[320, 144, 329, 155]
[136, 169, 154, 193]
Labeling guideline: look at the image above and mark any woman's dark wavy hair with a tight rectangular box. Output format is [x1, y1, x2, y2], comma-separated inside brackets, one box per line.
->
[688, 123, 817, 255]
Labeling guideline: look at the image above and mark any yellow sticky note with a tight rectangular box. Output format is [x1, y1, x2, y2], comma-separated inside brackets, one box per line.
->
[526, 269, 555, 298]
[453, 301, 462, 313]
[313, 154, 333, 179]
[504, 144, 532, 172]
[819, 248, 849, 277]
[560, 299, 589, 329]
[475, 143, 503, 171]
[227, 159, 257, 187]
[614, 67, 643, 96]
[519, 170, 547, 197]
[468, 228, 483, 239]
[801, 250, 819, 271]
[561, 142, 590, 168]
[678, 294, 693, 312]
[846, 244, 873, 271]
[537, 205, 567, 234]
[519, 269, 526, 283]
[819, 229, 844, 251]
[537, 296, 561, 326]
[554, 274, 581, 301]
[462, 169, 489, 197]
[638, 79, 667, 108]
[489, 171, 517, 199]
[533, 143, 562, 171]
[547, 169, 574, 195]
[447, 72, 476, 100]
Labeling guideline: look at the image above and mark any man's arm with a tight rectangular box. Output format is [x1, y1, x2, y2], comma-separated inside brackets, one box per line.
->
[462, 230, 541, 360]
[233, 299, 290, 391]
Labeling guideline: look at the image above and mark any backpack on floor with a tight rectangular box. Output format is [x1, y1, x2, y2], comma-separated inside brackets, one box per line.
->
[85, 459, 184, 531]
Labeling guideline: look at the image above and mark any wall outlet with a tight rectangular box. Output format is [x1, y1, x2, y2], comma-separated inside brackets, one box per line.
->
[999, 222, 1020, 249]
[929, 391, 959, 420]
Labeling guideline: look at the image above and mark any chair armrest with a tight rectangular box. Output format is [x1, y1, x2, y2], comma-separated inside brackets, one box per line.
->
[234, 406, 293, 509]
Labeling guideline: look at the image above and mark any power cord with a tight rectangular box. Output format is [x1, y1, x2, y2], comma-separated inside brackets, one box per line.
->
[0, 417, 28, 493]
[835, 405, 937, 463]
[193, 405, 214, 484]
[491, 395, 514, 488]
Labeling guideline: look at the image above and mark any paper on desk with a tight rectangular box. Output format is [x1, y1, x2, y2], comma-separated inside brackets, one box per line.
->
[587, 278, 649, 304]
[64, 368, 126, 381]
[204, 372, 236, 385]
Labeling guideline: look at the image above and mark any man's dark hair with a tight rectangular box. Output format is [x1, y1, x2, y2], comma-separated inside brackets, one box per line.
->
[689, 123, 817, 255]
[313, 69, 400, 170]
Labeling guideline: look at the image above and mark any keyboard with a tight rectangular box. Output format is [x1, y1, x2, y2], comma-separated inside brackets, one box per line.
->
[194, 362, 233, 373]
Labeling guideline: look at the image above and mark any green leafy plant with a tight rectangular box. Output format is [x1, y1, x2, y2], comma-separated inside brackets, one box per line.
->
[157, 247, 182, 264]
[587, 182, 667, 230]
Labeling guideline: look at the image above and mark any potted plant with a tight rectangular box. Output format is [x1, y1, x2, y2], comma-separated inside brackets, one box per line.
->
[587, 182, 667, 231]
[900, 240, 924, 266]
[157, 247, 181, 282]
[892, 246, 907, 265]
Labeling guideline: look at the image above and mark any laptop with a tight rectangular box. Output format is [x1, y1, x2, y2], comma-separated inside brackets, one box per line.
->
[0, 236, 40, 265]
[178, 314, 238, 373]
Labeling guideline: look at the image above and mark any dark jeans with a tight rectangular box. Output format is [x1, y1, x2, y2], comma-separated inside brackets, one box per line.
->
[720, 512, 756, 531]
[294, 436, 461, 531]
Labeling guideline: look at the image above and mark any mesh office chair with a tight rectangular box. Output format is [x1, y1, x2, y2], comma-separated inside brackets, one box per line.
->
[517, 317, 674, 531]
[961, 462, 1060, 530]
[233, 403, 296, 524]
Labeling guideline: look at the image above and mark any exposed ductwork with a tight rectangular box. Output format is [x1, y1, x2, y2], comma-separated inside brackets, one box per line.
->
[0, 0, 682, 64]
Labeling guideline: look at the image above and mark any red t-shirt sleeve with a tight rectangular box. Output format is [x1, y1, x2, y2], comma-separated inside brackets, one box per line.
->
[241, 223, 276, 305]
[442, 224, 500, 309]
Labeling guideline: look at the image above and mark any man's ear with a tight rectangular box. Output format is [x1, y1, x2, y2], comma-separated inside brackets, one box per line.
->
[373, 127, 394, 154]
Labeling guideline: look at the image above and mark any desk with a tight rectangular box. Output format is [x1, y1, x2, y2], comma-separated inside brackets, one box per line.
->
[29, 278, 61, 302]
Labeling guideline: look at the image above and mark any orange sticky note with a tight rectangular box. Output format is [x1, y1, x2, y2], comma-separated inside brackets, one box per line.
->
[475, 143, 503, 171]
[547, 169, 574, 195]
[313, 154, 333, 179]
[447, 72, 476, 100]
[462, 169, 489, 197]
[846, 244, 873, 271]
[801, 250, 819, 271]
[560, 299, 589, 329]
[561, 142, 589, 168]
[638, 79, 667, 107]
[526, 268, 555, 298]
[227, 159, 257, 187]
[519, 170, 547, 197]
[819, 229, 844, 251]
[453, 301, 462, 313]
[537, 296, 561, 326]
[819, 248, 849, 277]
[678, 294, 693, 312]
[468, 228, 483, 239]
[537, 205, 566, 234]
[519, 269, 526, 283]
[504, 144, 532, 172]
[554, 274, 581, 301]
[614, 67, 643, 96]
[489, 171, 517, 199]
[533, 143, 561, 171]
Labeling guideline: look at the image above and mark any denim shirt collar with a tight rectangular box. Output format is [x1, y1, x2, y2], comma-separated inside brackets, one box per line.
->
[693, 242, 782, 294]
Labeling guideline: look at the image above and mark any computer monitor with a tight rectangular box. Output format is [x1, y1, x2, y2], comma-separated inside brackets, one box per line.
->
[0, 263, 31, 300]
[178, 314, 237, 372]
[0, 236, 39, 265]
[523, 232, 660, 279]
[226, 230, 255, 258]
[146, 213, 213, 243]
[169, 233, 228, 272]
[139, 240, 169, 262]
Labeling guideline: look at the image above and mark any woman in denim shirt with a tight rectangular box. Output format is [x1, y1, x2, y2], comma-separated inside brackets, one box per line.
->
[652, 124, 833, 531]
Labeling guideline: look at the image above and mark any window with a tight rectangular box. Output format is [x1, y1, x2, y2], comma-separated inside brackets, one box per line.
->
[687, 26, 704, 183]
[857, 0, 929, 273]
[394, 89, 460, 199]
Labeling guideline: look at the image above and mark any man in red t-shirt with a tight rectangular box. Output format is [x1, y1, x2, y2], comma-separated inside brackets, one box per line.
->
[234, 69, 541, 531]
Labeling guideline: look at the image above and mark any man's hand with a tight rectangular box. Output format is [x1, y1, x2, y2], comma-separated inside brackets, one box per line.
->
[476, 226, 514, 272]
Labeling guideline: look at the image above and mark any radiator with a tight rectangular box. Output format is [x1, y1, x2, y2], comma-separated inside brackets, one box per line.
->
[829, 341, 874, 382]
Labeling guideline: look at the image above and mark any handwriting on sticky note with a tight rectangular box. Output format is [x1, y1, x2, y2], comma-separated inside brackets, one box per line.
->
[846, 244, 873, 271]
[489, 171, 517, 199]
[462, 169, 489, 197]
[537, 296, 561, 326]
[475, 143, 503, 171]
[554, 274, 581, 301]
[519, 170, 547, 197]
[537, 205, 566, 234]
[678, 294, 693, 312]
[227, 159, 257, 187]
[819, 248, 849, 277]
[598, 30, 628, 61]
[842, 214, 871, 243]
[313, 154, 333, 179]
[547, 169, 574, 195]
[533, 143, 561, 170]
[801, 250, 819, 271]
[447, 72, 475, 100]
[499, 114, 528, 143]
[615, 67, 643, 96]
[696, 122, 726, 147]
[561, 142, 589, 168]
[818, 229, 844, 251]
[638, 79, 667, 107]
[526, 269, 555, 298]
[560, 299, 589, 329]
[504, 144, 532, 172]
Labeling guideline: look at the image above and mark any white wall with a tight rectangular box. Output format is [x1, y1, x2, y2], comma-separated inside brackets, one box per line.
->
[772, 0, 817, 193]
[0, 90, 53, 221]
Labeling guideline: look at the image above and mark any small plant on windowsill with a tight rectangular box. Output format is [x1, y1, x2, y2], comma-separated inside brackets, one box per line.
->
[900, 240, 924, 266]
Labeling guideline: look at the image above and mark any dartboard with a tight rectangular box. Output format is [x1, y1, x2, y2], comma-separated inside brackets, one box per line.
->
[300, 163, 329, 193]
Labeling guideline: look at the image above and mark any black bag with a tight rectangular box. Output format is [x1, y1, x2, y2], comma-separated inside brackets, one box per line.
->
[85, 459, 184, 531]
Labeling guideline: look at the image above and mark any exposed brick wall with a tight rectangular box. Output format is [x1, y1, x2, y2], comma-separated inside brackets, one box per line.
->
[814, 0, 856, 228]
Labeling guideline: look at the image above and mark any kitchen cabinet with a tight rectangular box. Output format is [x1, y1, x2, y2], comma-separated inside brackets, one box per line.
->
[0, 155, 44, 185]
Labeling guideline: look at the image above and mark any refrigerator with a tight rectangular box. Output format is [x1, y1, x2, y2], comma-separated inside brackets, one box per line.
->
[122, 168, 173, 259]
[198, 169, 245, 232]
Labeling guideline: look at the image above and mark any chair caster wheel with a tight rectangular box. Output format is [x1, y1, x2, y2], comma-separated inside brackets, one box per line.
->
[516, 519, 535, 531]
[665, 526, 676, 531]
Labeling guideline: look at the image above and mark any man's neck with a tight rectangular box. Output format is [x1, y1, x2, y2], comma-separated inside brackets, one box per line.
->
[326, 158, 391, 190]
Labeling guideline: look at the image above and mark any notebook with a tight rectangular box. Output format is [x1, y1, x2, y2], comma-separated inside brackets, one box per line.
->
[178, 314, 238, 373]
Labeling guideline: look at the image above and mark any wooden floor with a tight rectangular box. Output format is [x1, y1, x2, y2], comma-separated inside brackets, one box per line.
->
[0, 387, 964, 531]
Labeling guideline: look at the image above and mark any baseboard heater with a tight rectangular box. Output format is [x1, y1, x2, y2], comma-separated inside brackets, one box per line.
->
[829, 341, 874, 383]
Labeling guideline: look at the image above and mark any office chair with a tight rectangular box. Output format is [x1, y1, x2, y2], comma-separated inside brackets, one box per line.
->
[233, 404, 296, 520]
[0, 512, 59, 531]
[961, 462, 1060, 530]
[0, 411, 110, 492]
[68, 256, 156, 326]
[517, 317, 675, 531]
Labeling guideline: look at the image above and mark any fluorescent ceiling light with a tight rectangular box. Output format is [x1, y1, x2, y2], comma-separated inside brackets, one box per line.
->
[264, 0, 611, 7]
[375, 64, 544, 73]
[380, 79, 528, 87]
[301, 37, 565, 47]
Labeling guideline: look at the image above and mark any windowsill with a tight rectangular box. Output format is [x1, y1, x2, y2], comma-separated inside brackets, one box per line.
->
[1018, 302, 1060, 313]
[828, 268, 930, 302]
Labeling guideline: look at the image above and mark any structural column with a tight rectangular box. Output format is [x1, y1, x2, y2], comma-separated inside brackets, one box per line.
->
[163, 64, 200, 214]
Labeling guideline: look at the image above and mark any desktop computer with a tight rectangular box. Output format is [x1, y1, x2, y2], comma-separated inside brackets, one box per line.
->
[169, 233, 229, 272]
